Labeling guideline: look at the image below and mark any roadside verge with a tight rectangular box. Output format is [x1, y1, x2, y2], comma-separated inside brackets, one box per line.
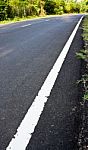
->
[77, 15, 88, 150]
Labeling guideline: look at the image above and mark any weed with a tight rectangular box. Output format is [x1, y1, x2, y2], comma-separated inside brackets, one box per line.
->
[77, 16, 88, 101]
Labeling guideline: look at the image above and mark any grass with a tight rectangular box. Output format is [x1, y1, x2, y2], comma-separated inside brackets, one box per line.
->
[0, 15, 59, 25]
[77, 15, 88, 101]
[0, 13, 78, 25]
[0, 16, 42, 24]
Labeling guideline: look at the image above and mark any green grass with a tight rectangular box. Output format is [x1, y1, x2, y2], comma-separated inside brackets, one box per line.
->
[0, 16, 41, 24]
[0, 15, 58, 24]
[81, 16, 88, 101]
[0, 13, 78, 25]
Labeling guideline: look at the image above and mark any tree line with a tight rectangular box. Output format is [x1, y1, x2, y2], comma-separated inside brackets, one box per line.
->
[0, 0, 88, 21]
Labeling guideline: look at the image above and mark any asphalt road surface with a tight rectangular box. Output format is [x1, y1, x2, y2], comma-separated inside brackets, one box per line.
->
[0, 15, 83, 150]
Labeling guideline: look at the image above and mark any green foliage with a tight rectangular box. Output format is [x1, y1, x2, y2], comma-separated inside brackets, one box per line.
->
[77, 16, 88, 101]
[82, 74, 88, 101]
[0, 0, 88, 21]
[0, 0, 7, 20]
[54, 7, 64, 15]
[44, 0, 56, 14]
[84, 93, 88, 100]
[76, 50, 88, 61]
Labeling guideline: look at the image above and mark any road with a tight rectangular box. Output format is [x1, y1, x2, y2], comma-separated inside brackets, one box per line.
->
[0, 15, 83, 150]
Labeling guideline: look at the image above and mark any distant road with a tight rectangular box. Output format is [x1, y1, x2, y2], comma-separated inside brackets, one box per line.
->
[0, 14, 83, 150]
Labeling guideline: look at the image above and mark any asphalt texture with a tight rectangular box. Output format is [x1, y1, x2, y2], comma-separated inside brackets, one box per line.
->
[0, 15, 83, 150]
[26, 22, 83, 150]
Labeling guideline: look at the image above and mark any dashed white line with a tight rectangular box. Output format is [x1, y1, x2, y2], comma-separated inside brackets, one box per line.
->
[21, 24, 31, 28]
[6, 16, 84, 150]
[45, 19, 50, 21]
[0, 49, 14, 58]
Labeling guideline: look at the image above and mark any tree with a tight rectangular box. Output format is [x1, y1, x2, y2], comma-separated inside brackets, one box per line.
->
[0, 0, 7, 20]
[54, 0, 65, 14]
[44, 0, 56, 14]
[0, 0, 88, 21]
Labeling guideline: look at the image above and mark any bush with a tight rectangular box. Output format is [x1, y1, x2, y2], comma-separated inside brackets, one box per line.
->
[0, 0, 88, 21]
[44, 0, 56, 14]
[54, 7, 64, 15]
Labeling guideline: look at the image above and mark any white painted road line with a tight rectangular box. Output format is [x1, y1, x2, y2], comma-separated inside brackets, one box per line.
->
[45, 19, 50, 21]
[21, 24, 31, 28]
[0, 49, 14, 58]
[6, 16, 84, 150]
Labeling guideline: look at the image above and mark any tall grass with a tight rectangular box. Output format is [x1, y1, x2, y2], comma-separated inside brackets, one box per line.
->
[76, 16, 88, 101]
